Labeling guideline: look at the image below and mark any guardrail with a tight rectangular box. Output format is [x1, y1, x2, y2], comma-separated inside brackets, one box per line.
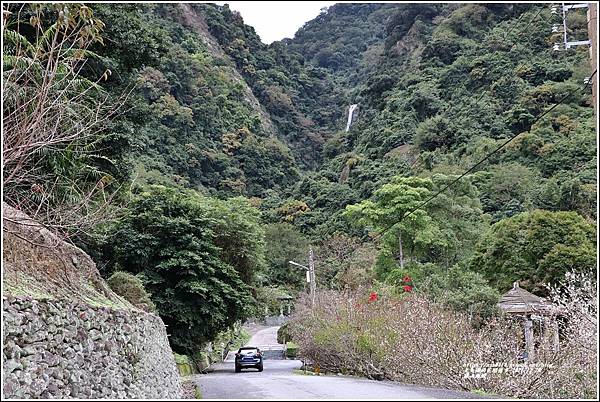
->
[254, 344, 286, 351]
[256, 344, 286, 360]
[223, 344, 287, 361]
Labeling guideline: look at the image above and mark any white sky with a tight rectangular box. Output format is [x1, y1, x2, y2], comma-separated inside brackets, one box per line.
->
[216, 1, 336, 44]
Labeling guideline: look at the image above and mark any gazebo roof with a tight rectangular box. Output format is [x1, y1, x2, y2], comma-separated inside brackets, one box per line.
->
[497, 282, 555, 315]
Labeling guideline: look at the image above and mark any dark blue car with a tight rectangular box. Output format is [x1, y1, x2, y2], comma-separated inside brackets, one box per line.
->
[235, 347, 263, 372]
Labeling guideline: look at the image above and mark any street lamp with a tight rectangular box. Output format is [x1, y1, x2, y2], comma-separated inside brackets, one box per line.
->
[289, 248, 316, 309]
[289, 260, 311, 283]
[289, 260, 309, 270]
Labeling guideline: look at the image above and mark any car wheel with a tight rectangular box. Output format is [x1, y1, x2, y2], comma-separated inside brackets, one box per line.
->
[257, 364, 263, 372]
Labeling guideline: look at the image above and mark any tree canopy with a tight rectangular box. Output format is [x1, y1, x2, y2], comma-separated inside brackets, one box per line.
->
[470, 210, 596, 294]
[105, 185, 262, 353]
[4, 2, 595, 360]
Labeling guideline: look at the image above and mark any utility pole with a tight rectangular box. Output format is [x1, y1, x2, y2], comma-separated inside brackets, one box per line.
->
[588, 2, 598, 124]
[308, 248, 316, 309]
[553, 4, 592, 49]
[289, 248, 316, 309]
[552, 3, 597, 121]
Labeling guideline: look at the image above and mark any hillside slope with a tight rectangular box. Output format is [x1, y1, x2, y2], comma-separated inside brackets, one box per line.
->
[3, 203, 128, 306]
[281, 3, 596, 237]
[2, 204, 182, 398]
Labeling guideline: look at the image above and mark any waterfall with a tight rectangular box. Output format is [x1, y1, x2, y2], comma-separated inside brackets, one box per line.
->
[345, 104, 358, 132]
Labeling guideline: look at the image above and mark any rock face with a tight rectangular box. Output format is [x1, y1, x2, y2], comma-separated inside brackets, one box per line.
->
[2, 204, 182, 399]
[2, 296, 182, 399]
[175, 3, 280, 138]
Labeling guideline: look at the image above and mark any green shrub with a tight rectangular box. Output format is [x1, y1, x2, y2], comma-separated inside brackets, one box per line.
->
[277, 322, 292, 344]
[107, 271, 156, 313]
[173, 353, 190, 365]
[174, 353, 195, 376]
[286, 341, 299, 359]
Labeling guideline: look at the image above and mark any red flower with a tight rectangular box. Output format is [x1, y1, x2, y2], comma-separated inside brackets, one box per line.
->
[368, 292, 378, 302]
[403, 285, 413, 292]
[402, 275, 412, 284]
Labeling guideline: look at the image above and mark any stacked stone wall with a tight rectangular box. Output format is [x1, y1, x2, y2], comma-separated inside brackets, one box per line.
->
[3, 296, 182, 399]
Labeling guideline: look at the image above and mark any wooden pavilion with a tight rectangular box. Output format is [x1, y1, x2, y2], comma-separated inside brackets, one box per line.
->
[497, 282, 560, 360]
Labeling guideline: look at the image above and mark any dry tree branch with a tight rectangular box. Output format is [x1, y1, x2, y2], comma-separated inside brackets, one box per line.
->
[3, 3, 132, 241]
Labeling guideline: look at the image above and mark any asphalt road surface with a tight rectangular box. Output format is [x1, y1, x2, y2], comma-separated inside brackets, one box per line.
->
[196, 359, 486, 399]
[195, 326, 484, 399]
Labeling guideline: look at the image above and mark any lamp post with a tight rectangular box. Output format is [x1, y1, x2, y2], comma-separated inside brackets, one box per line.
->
[289, 247, 316, 308]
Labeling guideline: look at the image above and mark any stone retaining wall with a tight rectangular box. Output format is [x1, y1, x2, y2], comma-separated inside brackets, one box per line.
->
[2, 296, 182, 399]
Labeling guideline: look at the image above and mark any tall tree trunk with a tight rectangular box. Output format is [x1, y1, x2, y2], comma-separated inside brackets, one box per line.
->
[398, 232, 404, 269]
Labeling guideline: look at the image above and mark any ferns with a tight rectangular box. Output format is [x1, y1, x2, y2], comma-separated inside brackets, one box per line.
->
[2, 55, 39, 72]
[3, 3, 119, 239]
[3, 29, 36, 56]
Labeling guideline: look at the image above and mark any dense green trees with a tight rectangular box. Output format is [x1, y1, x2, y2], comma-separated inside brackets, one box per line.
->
[345, 174, 488, 273]
[86, 3, 304, 198]
[263, 223, 310, 289]
[80, 3, 598, 373]
[104, 185, 262, 354]
[285, 4, 594, 311]
[197, 3, 343, 168]
[470, 210, 596, 294]
[345, 177, 437, 273]
[5, 2, 595, 361]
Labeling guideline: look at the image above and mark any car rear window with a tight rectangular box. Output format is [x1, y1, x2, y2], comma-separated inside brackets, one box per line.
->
[239, 348, 258, 354]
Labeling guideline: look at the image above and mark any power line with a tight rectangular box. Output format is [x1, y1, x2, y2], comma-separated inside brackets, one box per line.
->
[506, 6, 546, 42]
[436, 6, 551, 127]
[375, 69, 597, 238]
[500, 9, 527, 40]
[359, 6, 580, 240]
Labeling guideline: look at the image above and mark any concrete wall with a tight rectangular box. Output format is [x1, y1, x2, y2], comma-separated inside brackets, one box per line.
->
[2, 295, 182, 399]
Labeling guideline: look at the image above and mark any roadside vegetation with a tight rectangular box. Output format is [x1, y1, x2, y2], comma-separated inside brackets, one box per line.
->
[3, 3, 596, 397]
[288, 273, 596, 398]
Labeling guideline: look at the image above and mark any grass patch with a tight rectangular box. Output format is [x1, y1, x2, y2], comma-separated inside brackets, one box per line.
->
[4, 270, 55, 300]
[5, 283, 54, 300]
[293, 369, 323, 376]
[81, 280, 132, 310]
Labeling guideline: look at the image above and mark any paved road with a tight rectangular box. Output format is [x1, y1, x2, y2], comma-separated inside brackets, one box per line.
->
[246, 326, 280, 346]
[223, 326, 282, 362]
[195, 360, 483, 399]
[195, 326, 483, 399]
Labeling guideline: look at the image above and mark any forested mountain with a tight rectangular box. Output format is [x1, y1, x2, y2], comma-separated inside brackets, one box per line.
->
[284, 3, 595, 235]
[3, 1, 596, 371]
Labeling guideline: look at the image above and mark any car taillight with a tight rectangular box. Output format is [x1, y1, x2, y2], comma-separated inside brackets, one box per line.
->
[235, 353, 240, 357]
[256, 352, 261, 357]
